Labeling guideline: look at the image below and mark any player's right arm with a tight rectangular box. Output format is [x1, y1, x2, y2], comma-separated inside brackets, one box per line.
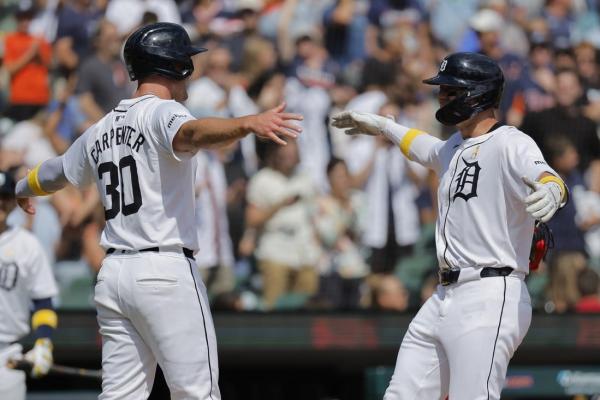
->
[15, 129, 93, 214]
[173, 102, 303, 154]
[331, 111, 443, 171]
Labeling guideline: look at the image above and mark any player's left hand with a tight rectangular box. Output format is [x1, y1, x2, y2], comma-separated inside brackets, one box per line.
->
[522, 176, 562, 223]
[24, 338, 53, 378]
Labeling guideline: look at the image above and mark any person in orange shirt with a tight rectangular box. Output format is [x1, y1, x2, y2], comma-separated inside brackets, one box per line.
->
[3, 7, 52, 122]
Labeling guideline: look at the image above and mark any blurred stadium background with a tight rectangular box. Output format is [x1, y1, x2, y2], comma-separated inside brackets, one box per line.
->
[3, 0, 600, 399]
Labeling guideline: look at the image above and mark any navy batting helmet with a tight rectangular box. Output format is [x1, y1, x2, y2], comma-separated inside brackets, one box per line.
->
[123, 22, 207, 81]
[423, 52, 504, 126]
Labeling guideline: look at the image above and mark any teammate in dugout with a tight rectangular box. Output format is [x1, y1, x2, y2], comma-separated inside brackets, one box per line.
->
[333, 52, 567, 400]
[14, 22, 302, 400]
[0, 170, 59, 400]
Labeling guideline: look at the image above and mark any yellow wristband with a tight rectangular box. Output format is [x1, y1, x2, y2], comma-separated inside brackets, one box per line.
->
[539, 175, 566, 202]
[27, 164, 51, 196]
[399, 128, 425, 158]
[31, 309, 58, 330]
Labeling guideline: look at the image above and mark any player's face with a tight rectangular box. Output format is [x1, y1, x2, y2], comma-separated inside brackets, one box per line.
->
[0, 195, 16, 224]
[172, 79, 189, 103]
[438, 85, 465, 107]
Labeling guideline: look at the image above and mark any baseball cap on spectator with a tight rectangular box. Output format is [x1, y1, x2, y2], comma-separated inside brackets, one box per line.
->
[469, 9, 503, 33]
[0, 170, 16, 198]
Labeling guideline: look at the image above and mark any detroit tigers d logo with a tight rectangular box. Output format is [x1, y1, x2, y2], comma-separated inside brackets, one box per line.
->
[453, 158, 481, 202]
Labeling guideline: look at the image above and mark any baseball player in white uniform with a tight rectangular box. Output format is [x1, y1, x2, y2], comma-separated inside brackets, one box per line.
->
[0, 170, 58, 400]
[333, 52, 567, 400]
[14, 23, 302, 400]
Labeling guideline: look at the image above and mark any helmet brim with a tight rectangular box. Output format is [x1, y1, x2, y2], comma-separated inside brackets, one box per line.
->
[422, 74, 469, 87]
[186, 46, 208, 56]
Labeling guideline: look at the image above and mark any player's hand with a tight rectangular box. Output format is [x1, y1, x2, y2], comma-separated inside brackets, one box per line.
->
[24, 338, 53, 378]
[17, 197, 35, 215]
[522, 176, 562, 223]
[331, 111, 390, 136]
[251, 102, 303, 145]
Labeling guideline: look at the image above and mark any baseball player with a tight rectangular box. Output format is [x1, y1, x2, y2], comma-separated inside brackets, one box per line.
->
[0, 170, 58, 400]
[332, 52, 567, 400]
[14, 22, 302, 400]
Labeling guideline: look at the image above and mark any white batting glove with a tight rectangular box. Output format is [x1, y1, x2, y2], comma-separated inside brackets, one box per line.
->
[24, 338, 53, 378]
[331, 111, 391, 136]
[522, 176, 562, 222]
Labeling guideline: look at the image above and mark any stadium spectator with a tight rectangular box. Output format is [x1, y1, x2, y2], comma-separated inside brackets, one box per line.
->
[54, 0, 104, 75]
[223, 0, 264, 71]
[369, 273, 409, 312]
[187, 45, 235, 118]
[3, 7, 52, 121]
[246, 139, 321, 310]
[544, 135, 590, 313]
[520, 68, 600, 191]
[194, 150, 236, 301]
[105, 0, 181, 37]
[506, 37, 556, 127]
[75, 20, 133, 122]
[28, 0, 60, 43]
[574, 267, 600, 313]
[542, 0, 575, 50]
[468, 7, 526, 120]
[312, 157, 368, 309]
[322, 0, 368, 67]
[346, 103, 425, 274]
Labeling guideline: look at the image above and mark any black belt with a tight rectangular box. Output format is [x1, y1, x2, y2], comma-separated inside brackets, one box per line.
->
[439, 266, 514, 286]
[106, 247, 194, 259]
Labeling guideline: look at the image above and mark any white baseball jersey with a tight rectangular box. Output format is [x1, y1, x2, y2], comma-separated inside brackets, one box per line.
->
[406, 124, 557, 273]
[0, 226, 58, 343]
[62, 94, 199, 251]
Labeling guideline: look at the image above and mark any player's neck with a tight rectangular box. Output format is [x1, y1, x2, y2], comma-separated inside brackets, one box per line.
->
[0, 221, 7, 235]
[134, 81, 173, 100]
[457, 110, 498, 139]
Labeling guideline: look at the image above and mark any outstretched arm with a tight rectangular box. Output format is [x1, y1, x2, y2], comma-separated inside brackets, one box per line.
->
[331, 111, 443, 170]
[173, 102, 303, 153]
[15, 157, 70, 214]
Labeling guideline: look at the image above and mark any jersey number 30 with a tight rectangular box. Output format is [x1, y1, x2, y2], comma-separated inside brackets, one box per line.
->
[98, 155, 142, 220]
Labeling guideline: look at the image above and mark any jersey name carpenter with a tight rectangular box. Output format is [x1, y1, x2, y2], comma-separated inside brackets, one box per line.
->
[90, 125, 146, 163]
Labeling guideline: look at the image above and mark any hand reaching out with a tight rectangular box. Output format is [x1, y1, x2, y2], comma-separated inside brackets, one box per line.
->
[331, 111, 391, 136]
[250, 102, 303, 145]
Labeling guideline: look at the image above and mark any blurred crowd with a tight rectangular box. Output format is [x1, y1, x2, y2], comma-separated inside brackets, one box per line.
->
[2, 0, 600, 313]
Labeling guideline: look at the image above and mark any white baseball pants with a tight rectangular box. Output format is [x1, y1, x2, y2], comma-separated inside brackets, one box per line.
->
[0, 344, 25, 400]
[95, 251, 220, 400]
[384, 275, 532, 400]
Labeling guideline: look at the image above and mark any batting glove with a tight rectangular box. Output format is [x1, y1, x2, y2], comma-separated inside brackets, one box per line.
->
[522, 176, 562, 222]
[24, 338, 53, 378]
[331, 111, 391, 136]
